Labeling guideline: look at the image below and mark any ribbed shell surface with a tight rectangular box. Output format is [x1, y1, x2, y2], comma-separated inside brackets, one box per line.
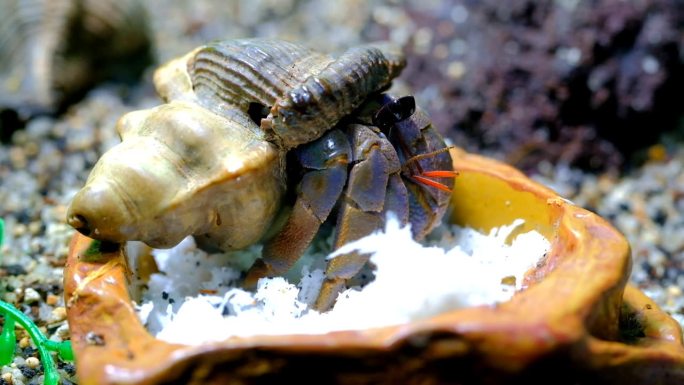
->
[189, 39, 331, 114]
[187, 39, 406, 149]
[0, 0, 72, 108]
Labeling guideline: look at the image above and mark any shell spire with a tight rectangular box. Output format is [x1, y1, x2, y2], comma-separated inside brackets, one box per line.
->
[183, 38, 407, 149]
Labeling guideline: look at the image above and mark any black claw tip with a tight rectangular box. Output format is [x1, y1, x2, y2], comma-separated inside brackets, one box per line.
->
[373, 96, 416, 129]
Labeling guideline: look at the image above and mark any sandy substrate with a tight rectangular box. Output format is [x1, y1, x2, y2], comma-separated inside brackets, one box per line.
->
[134, 218, 548, 345]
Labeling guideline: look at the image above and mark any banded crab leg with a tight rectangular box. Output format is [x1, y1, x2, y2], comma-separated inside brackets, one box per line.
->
[244, 129, 351, 288]
[314, 95, 457, 311]
[374, 95, 458, 192]
[314, 124, 409, 311]
[246, 94, 456, 313]
[376, 95, 457, 239]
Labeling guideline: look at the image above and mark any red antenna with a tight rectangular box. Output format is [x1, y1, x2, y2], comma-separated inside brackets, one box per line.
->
[403, 147, 459, 192]
[373, 96, 459, 192]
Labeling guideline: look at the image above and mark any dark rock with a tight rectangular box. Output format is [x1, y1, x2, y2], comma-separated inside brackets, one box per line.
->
[2, 264, 27, 276]
[398, 0, 684, 171]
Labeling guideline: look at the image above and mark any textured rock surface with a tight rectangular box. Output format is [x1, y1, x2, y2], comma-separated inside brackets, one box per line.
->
[397, 0, 684, 171]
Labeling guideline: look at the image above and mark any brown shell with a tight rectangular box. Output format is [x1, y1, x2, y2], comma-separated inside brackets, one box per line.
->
[0, 0, 151, 114]
[185, 38, 406, 148]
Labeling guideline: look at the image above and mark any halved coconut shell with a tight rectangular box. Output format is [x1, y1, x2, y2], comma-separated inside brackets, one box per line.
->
[64, 148, 684, 384]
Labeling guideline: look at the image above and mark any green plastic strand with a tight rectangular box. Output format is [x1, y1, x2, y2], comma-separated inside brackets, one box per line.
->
[0, 218, 74, 385]
[0, 302, 62, 385]
[0, 314, 15, 365]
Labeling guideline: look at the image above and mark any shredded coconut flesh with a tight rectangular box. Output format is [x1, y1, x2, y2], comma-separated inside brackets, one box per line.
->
[133, 218, 549, 345]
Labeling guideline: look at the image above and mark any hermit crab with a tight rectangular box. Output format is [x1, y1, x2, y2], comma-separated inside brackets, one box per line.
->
[66, 38, 456, 310]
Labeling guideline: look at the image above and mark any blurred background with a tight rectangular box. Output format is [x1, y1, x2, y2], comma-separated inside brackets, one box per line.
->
[0, 0, 683, 383]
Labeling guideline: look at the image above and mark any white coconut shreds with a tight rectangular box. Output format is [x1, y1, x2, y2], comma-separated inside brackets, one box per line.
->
[132, 217, 550, 345]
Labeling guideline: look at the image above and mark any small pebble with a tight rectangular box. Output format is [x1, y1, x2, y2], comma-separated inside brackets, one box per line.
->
[55, 323, 71, 340]
[46, 294, 60, 306]
[446, 61, 466, 80]
[8, 147, 27, 169]
[648, 144, 668, 163]
[24, 358, 39, 370]
[18, 337, 30, 350]
[413, 28, 433, 55]
[49, 307, 67, 323]
[22, 288, 41, 304]
[432, 43, 449, 60]
[1, 372, 12, 384]
[27, 222, 42, 236]
[11, 225, 27, 237]
[18, 364, 37, 379]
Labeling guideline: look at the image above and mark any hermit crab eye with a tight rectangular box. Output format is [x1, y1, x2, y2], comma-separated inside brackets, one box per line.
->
[373, 95, 416, 130]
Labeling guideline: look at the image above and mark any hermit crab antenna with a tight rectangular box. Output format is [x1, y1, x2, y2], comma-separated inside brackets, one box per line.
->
[411, 172, 459, 192]
[406, 148, 459, 193]
[403, 146, 455, 167]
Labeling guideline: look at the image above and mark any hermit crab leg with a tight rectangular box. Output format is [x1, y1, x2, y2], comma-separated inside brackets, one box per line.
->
[374, 94, 456, 240]
[314, 124, 408, 311]
[244, 129, 351, 288]
[376, 97, 458, 193]
[315, 95, 456, 310]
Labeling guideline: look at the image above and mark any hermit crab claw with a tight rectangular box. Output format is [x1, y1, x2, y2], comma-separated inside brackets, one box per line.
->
[372, 95, 416, 130]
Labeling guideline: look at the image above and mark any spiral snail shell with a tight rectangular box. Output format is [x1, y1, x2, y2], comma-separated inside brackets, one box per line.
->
[158, 38, 406, 148]
[0, 0, 152, 114]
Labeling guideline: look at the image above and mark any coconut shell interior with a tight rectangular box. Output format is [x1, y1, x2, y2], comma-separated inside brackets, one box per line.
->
[64, 148, 684, 385]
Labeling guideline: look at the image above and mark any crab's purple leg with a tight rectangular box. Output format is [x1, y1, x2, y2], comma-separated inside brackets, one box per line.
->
[313, 124, 408, 311]
[243, 129, 351, 288]
[374, 95, 455, 240]
[400, 118, 456, 240]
